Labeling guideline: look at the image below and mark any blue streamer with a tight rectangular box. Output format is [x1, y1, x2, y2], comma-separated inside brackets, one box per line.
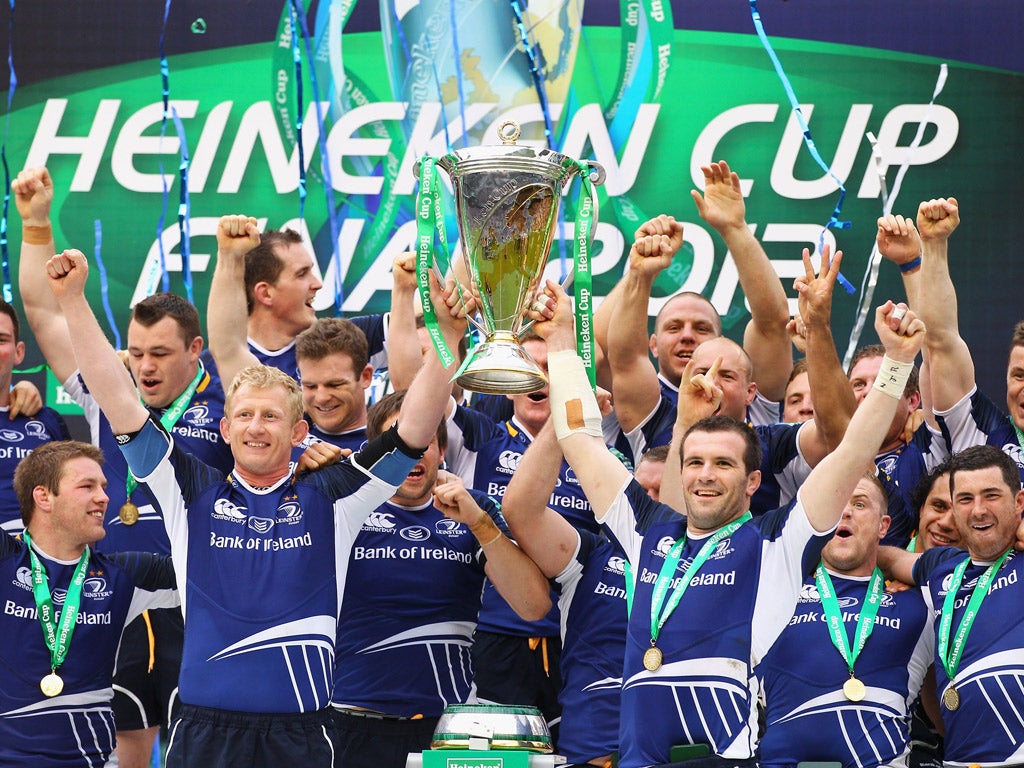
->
[288, 3, 308, 221]
[0, 0, 18, 304]
[748, 0, 855, 294]
[170, 108, 193, 303]
[154, 0, 174, 293]
[289, 0, 344, 315]
[508, 0, 555, 149]
[447, 0, 470, 148]
[93, 220, 122, 350]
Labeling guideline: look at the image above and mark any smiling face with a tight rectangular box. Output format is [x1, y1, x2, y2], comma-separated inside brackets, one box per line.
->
[680, 429, 760, 534]
[650, 294, 721, 386]
[126, 316, 203, 409]
[951, 465, 1024, 562]
[915, 472, 960, 551]
[298, 352, 372, 434]
[221, 382, 308, 486]
[44, 456, 109, 552]
[821, 476, 890, 576]
[267, 242, 323, 337]
[0, 310, 25, 392]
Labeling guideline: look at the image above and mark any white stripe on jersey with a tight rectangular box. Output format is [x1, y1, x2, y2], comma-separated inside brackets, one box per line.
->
[353, 620, 476, 653]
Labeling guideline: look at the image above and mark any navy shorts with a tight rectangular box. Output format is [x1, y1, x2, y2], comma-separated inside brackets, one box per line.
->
[112, 607, 183, 732]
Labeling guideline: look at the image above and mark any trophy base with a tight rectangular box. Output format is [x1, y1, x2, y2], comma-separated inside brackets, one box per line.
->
[456, 335, 548, 395]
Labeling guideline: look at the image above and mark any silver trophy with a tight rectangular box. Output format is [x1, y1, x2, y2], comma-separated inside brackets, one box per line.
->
[415, 121, 605, 394]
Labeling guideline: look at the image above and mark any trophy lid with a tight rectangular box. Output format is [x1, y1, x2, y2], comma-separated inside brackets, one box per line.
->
[415, 121, 605, 186]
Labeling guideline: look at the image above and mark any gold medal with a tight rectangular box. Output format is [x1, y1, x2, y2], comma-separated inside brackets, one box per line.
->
[943, 685, 960, 711]
[40, 672, 64, 697]
[842, 676, 866, 702]
[119, 502, 139, 526]
[643, 645, 663, 672]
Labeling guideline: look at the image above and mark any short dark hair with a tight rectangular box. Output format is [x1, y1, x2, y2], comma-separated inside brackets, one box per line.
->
[130, 292, 201, 347]
[948, 445, 1021, 497]
[909, 457, 953, 513]
[787, 357, 808, 385]
[848, 344, 919, 398]
[296, 318, 369, 371]
[0, 299, 22, 342]
[639, 444, 671, 465]
[681, 415, 762, 475]
[1010, 321, 1024, 352]
[366, 390, 447, 452]
[14, 441, 104, 527]
[243, 228, 305, 314]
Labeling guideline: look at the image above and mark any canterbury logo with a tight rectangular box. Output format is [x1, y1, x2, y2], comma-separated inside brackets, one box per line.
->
[497, 450, 522, 471]
[365, 512, 395, 529]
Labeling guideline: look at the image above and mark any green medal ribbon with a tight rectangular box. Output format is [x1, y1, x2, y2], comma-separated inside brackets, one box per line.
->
[572, 162, 598, 389]
[415, 155, 458, 371]
[22, 531, 90, 675]
[125, 362, 206, 498]
[648, 512, 751, 647]
[815, 565, 884, 678]
[937, 548, 1011, 685]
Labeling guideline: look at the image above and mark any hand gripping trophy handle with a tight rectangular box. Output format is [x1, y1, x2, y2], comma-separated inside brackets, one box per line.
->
[414, 122, 606, 394]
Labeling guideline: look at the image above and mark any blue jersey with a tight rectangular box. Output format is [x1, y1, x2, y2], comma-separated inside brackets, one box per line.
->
[603, 479, 832, 766]
[292, 422, 368, 463]
[936, 387, 1024, 485]
[331, 490, 504, 716]
[758, 571, 933, 768]
[0, 534, 177, 767]
[874, 424, 949, 548]
[64, 353, 233, 556]
[0, 407, 70, 533]
[119, 416, 419, 714]
[913, 547, 1024, 767]
[624, 392, 810, 516]
[447, 405, 600, 638]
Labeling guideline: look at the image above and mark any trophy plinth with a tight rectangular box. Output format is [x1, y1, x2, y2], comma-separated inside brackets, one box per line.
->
[416, 121, 605, 394]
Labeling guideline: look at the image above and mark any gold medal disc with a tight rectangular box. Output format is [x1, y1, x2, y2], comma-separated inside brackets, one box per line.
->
[40, 672, 64, 697]
[943, 685, 960, 711]
[643, 645, 663, 672]
[119, 502, 139, 526]
[842, 676, 866, 702]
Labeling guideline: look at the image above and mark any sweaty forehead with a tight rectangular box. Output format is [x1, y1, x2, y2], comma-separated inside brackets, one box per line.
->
[127, 316, 188, 349]
[692, 337, 749, 371]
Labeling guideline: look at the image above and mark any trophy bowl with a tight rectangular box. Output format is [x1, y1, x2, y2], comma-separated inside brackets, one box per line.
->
[430, 703, 553, 753]
[416, 121, 605, 395]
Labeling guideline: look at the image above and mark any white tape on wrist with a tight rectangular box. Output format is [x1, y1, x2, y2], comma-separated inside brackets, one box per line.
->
[872, 355, 914, 399]
[547, 350, 603, 440]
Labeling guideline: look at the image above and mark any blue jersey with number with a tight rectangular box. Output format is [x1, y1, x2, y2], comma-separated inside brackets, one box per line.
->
[331, 490, 504, 716]
[602, 479, 832, 767]
[119, 416, 418, 713]
[447, 404, 600, 638]
[913, 547, 1024, 766]
[0, 407, 70, 534]
[0, 534, 177, 767]
[758, 571, 933, 768]
[65, 353, 233, 556]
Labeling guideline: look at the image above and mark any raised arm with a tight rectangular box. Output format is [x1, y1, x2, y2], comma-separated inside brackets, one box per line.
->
[385, 252, 425, 392]
[46, 250, 148, 434]
[798, 301, 925, 532]
[606, 215, 683, 432]
[433, 471, 551, 620]
[394, 275, 471, 449]
[531, 281, 633, 519]
[876, 544, 921, 586]
[13, 166, 77, 383]
[794, 246, 856, 461]
[914, 197, 972, 412]
[692, 160, 791, 400]
[208, 214, 262, 389]
[500, 417, 583, 578]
